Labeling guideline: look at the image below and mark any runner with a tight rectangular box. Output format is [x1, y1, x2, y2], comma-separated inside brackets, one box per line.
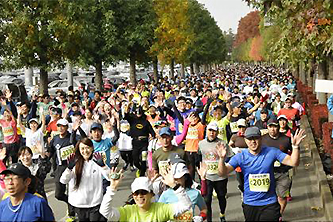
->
[60, 138, 110, 221]
[99, 170, 192, 221]
[217, 126, 306, 221]
[198, 122, 232, 222]
[0, 163, 54, 221]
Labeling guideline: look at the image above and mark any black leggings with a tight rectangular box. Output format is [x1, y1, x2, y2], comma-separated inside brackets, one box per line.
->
[205, 179, 228, 222]
[132, 140, 148, 176]
[55, 165, 75, 217]
[236, 171, 244, 193]
[185, 151, 201, 180]
[120, 151, 133, 166]
[74, 205, 106, 222]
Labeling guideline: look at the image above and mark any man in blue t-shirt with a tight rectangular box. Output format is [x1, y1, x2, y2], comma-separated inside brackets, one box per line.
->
[0, 163, 54, 221]
[216, 126, 305, 221]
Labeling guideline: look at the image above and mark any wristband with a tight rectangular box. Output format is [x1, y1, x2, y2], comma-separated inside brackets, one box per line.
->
[292, 145, 299, 149]
[172, 184, 181, 191]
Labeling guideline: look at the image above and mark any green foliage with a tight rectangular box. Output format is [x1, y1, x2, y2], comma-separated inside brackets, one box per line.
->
[186, 0, 226, 65]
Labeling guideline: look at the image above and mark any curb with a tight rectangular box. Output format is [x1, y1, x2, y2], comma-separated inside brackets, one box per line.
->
[301, 115, 333, 220]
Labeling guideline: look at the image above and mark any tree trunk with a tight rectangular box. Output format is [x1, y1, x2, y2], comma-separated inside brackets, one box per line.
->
[24, 67, 33, 87]
[67, 63, 73, 88]
[153, 57, 158, 83]
[39, 68, 48, 95]
[130, 52, 136, 86]
[328, 55, 333, 122]
[170, 59, 175, 80]
[95, 60, 103, 91]
[180, 63, 185, 79]
[190, 64, 194, 74]
[194, 63, 199, 75]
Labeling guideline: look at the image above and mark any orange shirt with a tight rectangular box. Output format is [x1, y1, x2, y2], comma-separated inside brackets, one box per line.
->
[185, 122, 205, 152]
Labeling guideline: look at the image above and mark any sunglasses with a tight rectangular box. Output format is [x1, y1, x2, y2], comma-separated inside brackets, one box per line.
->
[133, 190, 149, 196]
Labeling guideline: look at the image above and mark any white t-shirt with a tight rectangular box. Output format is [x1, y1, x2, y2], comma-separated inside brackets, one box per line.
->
[25, 128, 45, 159]
[117, 132, 133, 151]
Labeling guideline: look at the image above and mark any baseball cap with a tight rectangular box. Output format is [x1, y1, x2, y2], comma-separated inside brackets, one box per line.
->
[237, 119, 247, 127]
[267, 117, 279, 126]
[28, 118, 39, 125]
[277, 115, 288, 120]
[195, 100, 203, 107]
[131, 177, 152, 193]
[169, 153, 185, 164]
[171, 162, 189, 179]
[207, 122, 218, 131]
[244, 127, 261, 139]
[57, 119, 69, 126]
[159, 127, 172, 136]
[287, 93, 295, 98]
[231, 101, 241, 109]
[0, 163, 31, 179]
[90, 122, 103, 131]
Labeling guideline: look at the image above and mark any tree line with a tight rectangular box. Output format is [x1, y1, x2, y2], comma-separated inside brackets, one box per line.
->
[0, 0, 227, 94]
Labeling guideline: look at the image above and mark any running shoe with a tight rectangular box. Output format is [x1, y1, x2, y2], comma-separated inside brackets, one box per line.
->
[220, 216, 226, 222]
[65, 216, 77, 222]
[136, 169, 140, 178]
[123, 163, 129, 171]
[213, 190, 217, 198]
[130, 166, 136, 172]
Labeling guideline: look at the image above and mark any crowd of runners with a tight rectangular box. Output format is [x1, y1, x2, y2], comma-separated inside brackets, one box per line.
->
[0, 64, 306, 221]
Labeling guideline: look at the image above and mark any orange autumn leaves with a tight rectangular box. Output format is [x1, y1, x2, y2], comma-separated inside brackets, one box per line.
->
[233, 11, 264, 61]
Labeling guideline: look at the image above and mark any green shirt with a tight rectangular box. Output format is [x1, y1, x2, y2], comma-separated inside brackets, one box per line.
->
[206, 116, 230, 142]
[118, 202, 174, 222]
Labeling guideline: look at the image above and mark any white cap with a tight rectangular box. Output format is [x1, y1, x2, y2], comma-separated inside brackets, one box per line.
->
[57, 118, 69, 126]
[131, 177, 152, 193]
[171, 163, 189, 179]
[207, 122, 218, 131]
[277, 115, 288, 120]
[28, 118, 39, 124]
[237, 119, 246, 127]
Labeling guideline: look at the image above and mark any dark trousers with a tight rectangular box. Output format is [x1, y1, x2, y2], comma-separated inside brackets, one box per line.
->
[205, 179, 228, 222]
[185, 151, 201, 180]
[3, 142, 20, 166]
[55, 165, 75, 217]
[242, 202, 281, 221]
[74, 205, 106, 222]
[120, 150, 133, 167]
[236, 171, 244, 193]
[132, 140, 148, 176]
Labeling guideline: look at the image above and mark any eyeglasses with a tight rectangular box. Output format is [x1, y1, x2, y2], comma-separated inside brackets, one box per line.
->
[133, 190, 149, 196]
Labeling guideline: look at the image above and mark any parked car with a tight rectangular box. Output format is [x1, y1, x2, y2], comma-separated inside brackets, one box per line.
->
[0, 77, 28, 103]
[48, 79, 82, 96]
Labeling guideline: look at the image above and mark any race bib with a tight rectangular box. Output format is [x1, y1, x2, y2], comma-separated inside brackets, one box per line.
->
[274, 161, 281, 167]
[174, 210, 193, 222]
[158, 160, 169, 173]
[186, 127, 198, 140]
[249, 173, 270, 192]
[206, 161, 219, 174]
[288, 120, 293, 129]
[60, 145, 75, 161]
[230, 122, 238, 133]
[2, 126, 14, 137]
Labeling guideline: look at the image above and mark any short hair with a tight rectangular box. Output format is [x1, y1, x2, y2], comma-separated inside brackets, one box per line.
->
[177, 96, 186, 103]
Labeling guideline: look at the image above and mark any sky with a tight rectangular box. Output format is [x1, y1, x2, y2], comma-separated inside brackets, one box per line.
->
[197, 0, 253, 33]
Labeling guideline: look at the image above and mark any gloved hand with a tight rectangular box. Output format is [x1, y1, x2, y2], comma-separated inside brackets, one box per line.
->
[193, 216, 203, 222]
[67, 153, 76, 170]
[93, 152, 105, 167]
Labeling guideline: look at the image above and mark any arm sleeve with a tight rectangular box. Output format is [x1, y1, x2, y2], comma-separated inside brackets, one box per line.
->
[111, 125, 120, 144]
[175, 119, 190, 145]
[172, 187, 192, 217]
[70, 131, 78, 146]
[30, 100, 38, 118]
[99, 187, 121, 221]
[173, 104, 184, 125]
[148, 121, 156, 138]
[7, 100, 17, 119]
[59, 168, 74, 185]
[98, 165, 111, 181]
[202, 98, 213, 125]
[77, 126, 87, 139]
[200, 180, 207, 197]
